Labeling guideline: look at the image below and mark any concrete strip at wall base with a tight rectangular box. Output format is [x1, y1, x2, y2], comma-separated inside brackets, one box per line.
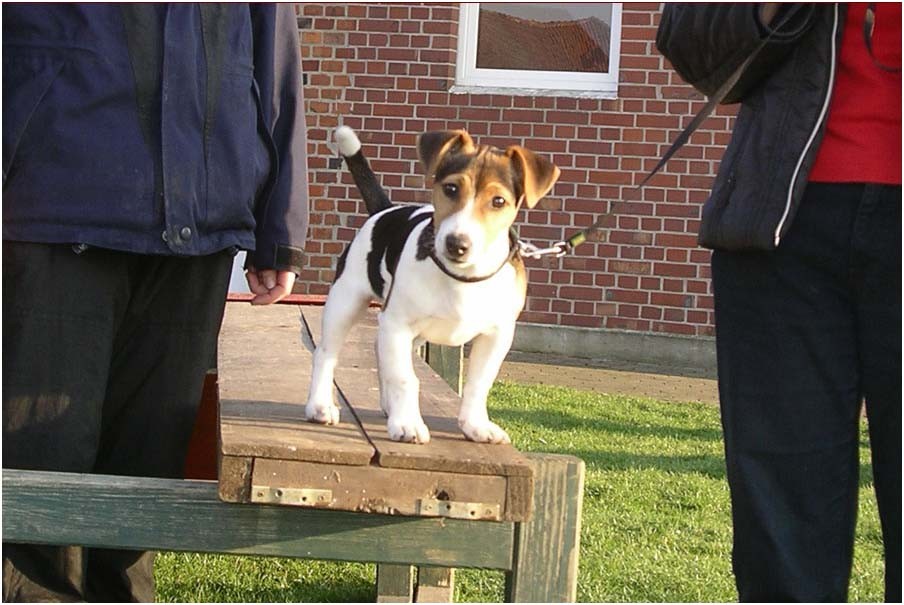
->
[511, 322, 717, 379]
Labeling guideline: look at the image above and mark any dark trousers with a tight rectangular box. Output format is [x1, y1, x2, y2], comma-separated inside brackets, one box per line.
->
[2, 242, 232, 602]
[712, 183, 901, 602]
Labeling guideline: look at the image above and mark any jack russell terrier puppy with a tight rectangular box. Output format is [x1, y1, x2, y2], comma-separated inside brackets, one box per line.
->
[304, 126, 560, 444]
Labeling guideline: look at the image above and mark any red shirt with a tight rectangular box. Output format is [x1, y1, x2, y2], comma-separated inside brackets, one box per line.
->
[808, 3, 902, 184]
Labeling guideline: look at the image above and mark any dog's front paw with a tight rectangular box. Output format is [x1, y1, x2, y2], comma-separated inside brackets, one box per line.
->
[460, 420, 511, 444]
[305, 400, 340, 425]
[387, 414, 431, 444]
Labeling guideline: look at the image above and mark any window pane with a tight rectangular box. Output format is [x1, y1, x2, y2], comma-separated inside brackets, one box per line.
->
[476, 3, 613, 73]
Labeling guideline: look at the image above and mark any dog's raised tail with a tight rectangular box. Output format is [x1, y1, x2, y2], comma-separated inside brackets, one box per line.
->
[335, 126, 392, 216]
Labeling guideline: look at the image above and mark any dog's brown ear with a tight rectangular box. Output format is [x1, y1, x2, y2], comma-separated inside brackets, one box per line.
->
[418, 130, 476, 176]
[506, 146, 561, 208]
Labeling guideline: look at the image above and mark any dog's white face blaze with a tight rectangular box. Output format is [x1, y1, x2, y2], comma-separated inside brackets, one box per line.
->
[431, 153, 521, 273]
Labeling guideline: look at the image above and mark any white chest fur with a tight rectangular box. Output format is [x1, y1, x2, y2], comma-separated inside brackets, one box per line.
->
[385, 223, 525, 347]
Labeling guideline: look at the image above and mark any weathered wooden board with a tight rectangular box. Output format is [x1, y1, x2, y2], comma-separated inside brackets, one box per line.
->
[376, 564, 415, 603]
[415, 566, 455, 603]
[425, 343, 463, 395]
[218, 454, 254, 503]
[218, 303, 374, 466]
[504, 455, 585, 603]
[302, 306, 533, 479]
[252, 458, 507, 519]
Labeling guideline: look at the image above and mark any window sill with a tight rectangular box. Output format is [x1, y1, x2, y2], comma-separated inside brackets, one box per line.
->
[449, 84, 619, 100]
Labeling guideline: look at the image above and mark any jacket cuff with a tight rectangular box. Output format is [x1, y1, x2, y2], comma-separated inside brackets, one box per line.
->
[245, 243, 306, 276]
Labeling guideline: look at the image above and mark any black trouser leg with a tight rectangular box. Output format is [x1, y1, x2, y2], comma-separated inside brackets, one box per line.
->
[711, 183, 901, 602]
[85, 249, 232, 603]
[2, 243, 232, 602]
[852, 185, 902, 603]
[3, 243, 123, 603]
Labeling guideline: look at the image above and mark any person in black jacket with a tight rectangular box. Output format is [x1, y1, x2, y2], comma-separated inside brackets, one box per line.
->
[2, 4, 308, 601]
[658, 3, 901, 602]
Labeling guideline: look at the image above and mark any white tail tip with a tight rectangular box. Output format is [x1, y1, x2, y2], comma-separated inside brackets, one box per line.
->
[334, 126, 361, 157]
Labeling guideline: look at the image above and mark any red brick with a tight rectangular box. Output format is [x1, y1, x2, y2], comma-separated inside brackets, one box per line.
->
[560, 286, 603, 302]
[654, 262, 698, 278]
[607, 317, 650, 332]
[641, 306, 662, 320]
[528, 297, 550, 312]
[389, 5, 409, 19]
[687, 311, 709, 324]
[653, 321, 695, 335]
[460, 107, 501, 121]
[547, 111, 590, 125]
[614, 142, 659, 157]
[606, 289, 648, 304]
[609, 260, 652, 275]
[562, 314, 603, 328]
[502, 109, 544, 122]
[651, 293, 693, 308]
[354, 75, 395, 89]
[358, 19, 398, 32]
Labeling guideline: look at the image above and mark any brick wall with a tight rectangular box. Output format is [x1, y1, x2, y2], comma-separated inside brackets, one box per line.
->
[295, 2, 739, 339]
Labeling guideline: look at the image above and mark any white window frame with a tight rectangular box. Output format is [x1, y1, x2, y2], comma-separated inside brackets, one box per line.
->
[454, 2, 622, 98]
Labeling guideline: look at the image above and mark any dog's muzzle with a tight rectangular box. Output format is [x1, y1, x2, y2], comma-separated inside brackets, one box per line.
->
[444, 234, 471, 262]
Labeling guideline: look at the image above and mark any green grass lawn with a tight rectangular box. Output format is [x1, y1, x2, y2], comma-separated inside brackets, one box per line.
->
[156, 381, 885, 602]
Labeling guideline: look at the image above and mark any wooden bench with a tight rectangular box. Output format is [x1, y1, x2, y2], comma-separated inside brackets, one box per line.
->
[3, 301, 584, 602]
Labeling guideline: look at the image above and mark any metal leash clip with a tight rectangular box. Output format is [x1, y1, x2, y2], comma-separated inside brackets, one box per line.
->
[518, 240, 569, 259]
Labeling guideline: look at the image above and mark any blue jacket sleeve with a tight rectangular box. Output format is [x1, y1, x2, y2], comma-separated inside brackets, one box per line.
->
[656, 3, 817, 104]
[248, 3, 309, 275]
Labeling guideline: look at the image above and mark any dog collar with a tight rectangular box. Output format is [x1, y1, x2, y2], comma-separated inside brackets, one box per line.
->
[422, 225, 521, 284]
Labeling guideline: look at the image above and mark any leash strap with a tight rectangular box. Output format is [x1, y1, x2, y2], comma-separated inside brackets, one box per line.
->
[524, 4, 806, 257]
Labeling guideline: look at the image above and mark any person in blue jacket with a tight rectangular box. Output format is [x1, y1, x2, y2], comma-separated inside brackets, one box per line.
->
[2, 4, 309, 601]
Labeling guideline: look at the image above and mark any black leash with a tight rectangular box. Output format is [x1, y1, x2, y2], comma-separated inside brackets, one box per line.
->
[523, 4, 806, 258]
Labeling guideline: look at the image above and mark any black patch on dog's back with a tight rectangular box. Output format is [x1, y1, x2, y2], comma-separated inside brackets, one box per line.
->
[333, 246, 351, 283]
[366, 206, 432, 297]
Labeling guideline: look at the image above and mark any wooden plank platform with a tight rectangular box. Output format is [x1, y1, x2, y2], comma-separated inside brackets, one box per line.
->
[218, 303, 534, 522]
[218, 305, 373, 466]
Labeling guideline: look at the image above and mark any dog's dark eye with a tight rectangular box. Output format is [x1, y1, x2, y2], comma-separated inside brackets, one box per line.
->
[442, 183, 459, 197]
[491, 196, 507, 208]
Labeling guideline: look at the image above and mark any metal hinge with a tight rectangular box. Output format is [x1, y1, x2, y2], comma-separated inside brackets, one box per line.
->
[417, 498, 501, 521]
[251, 485, 332, 507]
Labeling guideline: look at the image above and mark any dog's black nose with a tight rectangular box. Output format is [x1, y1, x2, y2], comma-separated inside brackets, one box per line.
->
[444, 234, 471, 259]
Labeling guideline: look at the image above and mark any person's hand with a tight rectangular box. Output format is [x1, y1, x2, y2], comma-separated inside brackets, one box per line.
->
[245, 267, 296, 305]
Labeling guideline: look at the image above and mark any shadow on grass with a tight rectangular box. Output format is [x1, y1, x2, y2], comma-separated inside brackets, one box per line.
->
[495, 407, 876, 487]
[159, 581, 374, 604]
[156, 559, 376, 603]
[570, 447, 727, 480]
[495, 406, 724, 443]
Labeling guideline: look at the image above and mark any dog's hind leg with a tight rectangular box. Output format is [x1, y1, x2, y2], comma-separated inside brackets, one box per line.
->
[304, 279, 370, 425]
[458, 328, 514, 444]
